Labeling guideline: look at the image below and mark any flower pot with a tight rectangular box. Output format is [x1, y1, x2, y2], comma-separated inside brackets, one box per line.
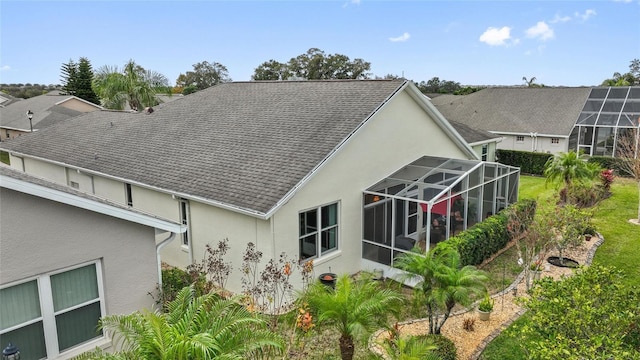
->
[319, 273, 336, 288]
[478, 309, 491, 321]
[530, 271, 542, 282]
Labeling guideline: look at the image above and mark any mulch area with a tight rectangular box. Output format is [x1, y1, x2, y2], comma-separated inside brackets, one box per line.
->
[371, 236, 603, 360]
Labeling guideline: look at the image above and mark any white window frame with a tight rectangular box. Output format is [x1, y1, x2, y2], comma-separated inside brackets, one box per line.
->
[481, 144, 489, 161]
[551, 137, 560, 144]
[125, 183, 133, 207]
[516, 135, 525, 143]
[69, 181, 79, 189]
[179, 199, 190, 247]
[0, 260, 105, 359]
[299, 202, 339, 261]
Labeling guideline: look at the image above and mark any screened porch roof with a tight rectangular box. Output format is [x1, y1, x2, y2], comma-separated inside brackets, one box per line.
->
[364, 156, 520, 210]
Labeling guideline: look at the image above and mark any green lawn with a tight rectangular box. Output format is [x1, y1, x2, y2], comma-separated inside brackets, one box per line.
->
[0, 150, 9, 165]
[480, 176, 640, 359]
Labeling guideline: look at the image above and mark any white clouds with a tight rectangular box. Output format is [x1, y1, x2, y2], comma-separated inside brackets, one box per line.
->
[575, 9, 596, 21]
[0, 65, 10, 71]
[479, 26, 513, 46]
[389, 32, 410, 42]
[550, 14, 571, 24]
[342, 0, 360, 8]
[526, 21, 554, 41]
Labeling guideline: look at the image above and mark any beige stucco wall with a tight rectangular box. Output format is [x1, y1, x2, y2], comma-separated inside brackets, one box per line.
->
[0, 128, 29, 141]
[0, 187, 159, 355]
[58, 98, 101, 113]
[497, 134, 568, 154]
[471, 142, 498, 162]
[93, 176, 127, 204]
[22, 156, 67, 185]
[67, 168, 94, 193]
[272, 89, 469, 280]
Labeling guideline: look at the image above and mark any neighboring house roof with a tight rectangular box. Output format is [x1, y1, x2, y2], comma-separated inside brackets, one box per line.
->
[0, 165, 185, 233]
[0, 90, 102, 131]
[448, 120, 500, 145]
[0, 92, 20, 107]
[429, 87, 592, 137]
[1, 79, 474, 217]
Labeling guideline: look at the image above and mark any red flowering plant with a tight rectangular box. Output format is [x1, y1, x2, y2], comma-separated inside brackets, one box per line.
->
[599, 169, 615, 193]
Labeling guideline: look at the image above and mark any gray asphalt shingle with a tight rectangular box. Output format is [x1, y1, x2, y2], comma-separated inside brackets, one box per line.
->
[430, 87, 591, 136]
[1, 80, 407, 215]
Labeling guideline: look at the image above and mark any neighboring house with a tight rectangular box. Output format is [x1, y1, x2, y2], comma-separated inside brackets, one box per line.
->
[430, 86, 640, 157]
[449, 120, 501, 161]
[0, 79, 519, 293]
[0, 165, 185, 359]
[0, 90, 103, 141]
[430, 87, 591, 154]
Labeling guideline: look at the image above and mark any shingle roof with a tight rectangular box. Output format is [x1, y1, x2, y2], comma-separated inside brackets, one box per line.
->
[0, 90, 100, 131]
[429, 87, 592, 136]
[448, 120, 499, 144]
[1, 80, 407, 215]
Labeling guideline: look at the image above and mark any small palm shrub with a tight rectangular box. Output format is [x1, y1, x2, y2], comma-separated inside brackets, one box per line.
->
[422, 334, 457, 360]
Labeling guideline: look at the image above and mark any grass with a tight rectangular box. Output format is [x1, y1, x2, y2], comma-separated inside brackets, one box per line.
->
[0, 150, 9, 165]
[480, 175, 640, 359]
[479, 245, 522, 294]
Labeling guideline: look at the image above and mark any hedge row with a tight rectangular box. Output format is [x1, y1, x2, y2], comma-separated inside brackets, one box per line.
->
[496, 149, 553, 175]
[435, 198, 537, 266]
[587, 156, 630, 177]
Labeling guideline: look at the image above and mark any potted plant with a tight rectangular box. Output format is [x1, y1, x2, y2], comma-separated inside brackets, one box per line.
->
[477, 294, 494, 321]
[319, 272, 337, 288]
[583, 225, 597, 241]
[530, 260, 543, 281]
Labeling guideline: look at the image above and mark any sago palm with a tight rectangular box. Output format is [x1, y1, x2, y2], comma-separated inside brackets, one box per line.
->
[77, 285, 283, 359]
[543, 151, 598, 201]
[395, 248, 488, 334]
[302, 273, 405, 360]
[430, 251, 488, 333]
[379, 335, 440, 360]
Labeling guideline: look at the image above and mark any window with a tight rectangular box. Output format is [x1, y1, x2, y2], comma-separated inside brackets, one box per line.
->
[481, 144, 488, 161]
[179, 199, 190, 246]
[299, 202, 339, 260]
[516, 135, 525, 143]
[69, 181, 79, 189]
[551, 137, 560, 144]
[0, 262, 103, 359]
[125, 183, 133, 206]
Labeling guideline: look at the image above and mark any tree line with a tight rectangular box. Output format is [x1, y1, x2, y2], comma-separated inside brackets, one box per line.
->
[4, 52, 637, 109]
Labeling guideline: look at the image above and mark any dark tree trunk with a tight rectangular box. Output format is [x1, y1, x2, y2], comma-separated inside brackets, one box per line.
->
[339, 334, 355, 360]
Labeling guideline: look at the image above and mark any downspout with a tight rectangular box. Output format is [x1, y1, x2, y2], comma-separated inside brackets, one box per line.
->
[156, 231, 177, 287]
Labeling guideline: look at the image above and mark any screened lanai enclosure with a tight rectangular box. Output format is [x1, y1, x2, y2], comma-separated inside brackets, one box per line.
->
[569, 86, 640, 157]
[362, 156, 520, 268]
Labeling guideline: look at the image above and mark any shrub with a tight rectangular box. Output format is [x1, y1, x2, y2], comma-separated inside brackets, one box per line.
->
[159, 266, 209, 306]
[436, 199, 537, 266]
[588, 156, 628, 176]
[422, 334, 457, 360]
[463, 317, 476, 332]
[516, 265, 640, 359]
[496, 149, 553, 175]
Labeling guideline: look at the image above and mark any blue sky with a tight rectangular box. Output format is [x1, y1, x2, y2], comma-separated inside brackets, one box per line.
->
[1, 0, 638, 87]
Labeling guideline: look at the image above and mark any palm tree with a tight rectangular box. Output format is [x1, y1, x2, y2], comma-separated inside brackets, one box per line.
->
[395, 248, 487, 334]
[76, 285, 283, 359]
[379, 335, 440, 360]
[93, 60, 171, 111]
[302, 273, 405, 360]
[543, 151, 599, 202]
